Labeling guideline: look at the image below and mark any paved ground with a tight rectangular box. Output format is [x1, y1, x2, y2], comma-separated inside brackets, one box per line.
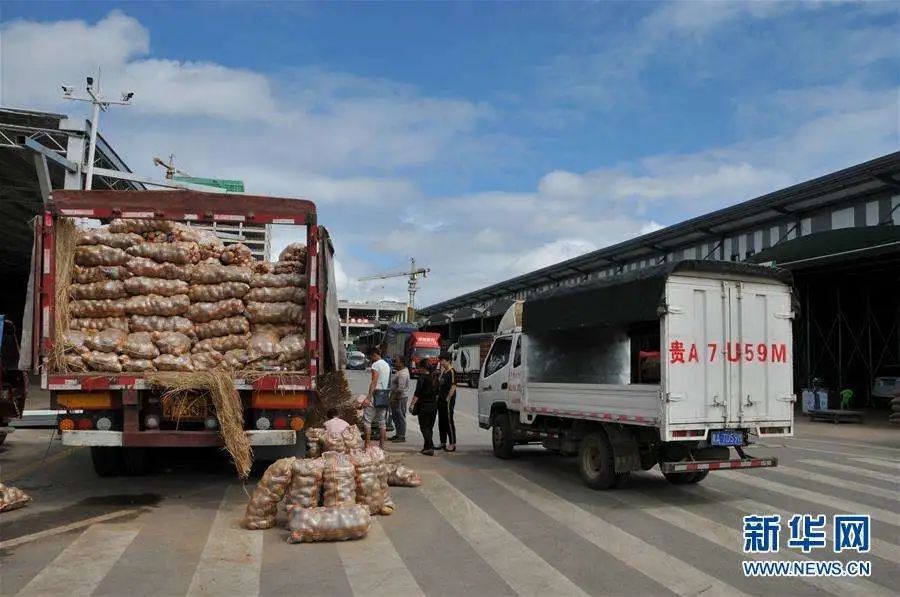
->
[1, 370, 897, 596]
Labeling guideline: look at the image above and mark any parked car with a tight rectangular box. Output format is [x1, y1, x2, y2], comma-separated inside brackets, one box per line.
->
[872, 366, 900, 403]
[347, 351, 367, 370]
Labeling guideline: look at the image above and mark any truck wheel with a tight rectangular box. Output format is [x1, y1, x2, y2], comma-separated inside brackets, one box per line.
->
[491, 414, 515, 459]
[663, 470, 710, 485]
[578, 432, 618, 490]
[91, 446, 123, 477]
[121, 448, 151, 476]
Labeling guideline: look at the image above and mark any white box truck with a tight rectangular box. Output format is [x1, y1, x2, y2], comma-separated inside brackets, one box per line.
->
[477, 261, 795, 489]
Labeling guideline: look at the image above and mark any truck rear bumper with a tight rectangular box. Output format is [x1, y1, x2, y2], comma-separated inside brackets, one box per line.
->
[660, 457, 777, 473]
[61, 430, 296, 447]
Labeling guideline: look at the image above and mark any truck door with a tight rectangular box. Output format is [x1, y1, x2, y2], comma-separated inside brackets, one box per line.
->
[476, 335, 513, 427]
[507, 335, 525, 409]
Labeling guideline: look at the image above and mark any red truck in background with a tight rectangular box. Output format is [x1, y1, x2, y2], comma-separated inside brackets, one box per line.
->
[21, 189, 342, 476]
[408, 331, 441, 378]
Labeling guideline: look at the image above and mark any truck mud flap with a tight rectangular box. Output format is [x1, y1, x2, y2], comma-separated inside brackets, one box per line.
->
[660, 457, 777, 473]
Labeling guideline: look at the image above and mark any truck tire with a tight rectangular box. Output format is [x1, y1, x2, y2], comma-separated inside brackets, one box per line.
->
[91, 446, 123, 477]
[663, 470, 710, 485]
[121, 448, 151, 476]
[578, 432, 621, 490]
[491, 414, 515, 459]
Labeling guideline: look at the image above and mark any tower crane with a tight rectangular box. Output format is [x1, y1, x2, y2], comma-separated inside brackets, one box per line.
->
[359, 258, 430, 322]
[152, 154, 190, 179]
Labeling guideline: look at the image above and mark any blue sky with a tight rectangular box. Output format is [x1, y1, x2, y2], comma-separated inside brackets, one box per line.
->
[2, 1, 898, 304]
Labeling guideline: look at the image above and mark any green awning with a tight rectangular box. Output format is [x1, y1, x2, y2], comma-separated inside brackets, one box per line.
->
[749, 226, 900, 269]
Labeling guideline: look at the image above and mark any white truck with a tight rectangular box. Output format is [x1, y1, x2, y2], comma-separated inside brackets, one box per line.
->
[477, 261, 795, 489]
[450, 333, 495, 388]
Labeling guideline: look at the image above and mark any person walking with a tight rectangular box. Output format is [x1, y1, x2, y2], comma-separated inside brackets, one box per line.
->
[437, 353, 457, 452]
[410, 358, 438, 455]
[389, 356, 411, 443]
[364, 348, 391, 448]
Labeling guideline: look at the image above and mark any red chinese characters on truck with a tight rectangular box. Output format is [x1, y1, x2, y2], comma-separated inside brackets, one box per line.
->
[669, 341, 788, 364]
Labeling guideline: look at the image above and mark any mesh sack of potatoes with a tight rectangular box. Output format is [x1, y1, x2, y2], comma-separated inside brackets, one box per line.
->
[63, 330, 92, 352]
[119, 355, 156, 372]
[76, 229, 143, 249]
[128, 315, 194, 335]
[83, 351, 123, 372]
[124, 294, 190, 317]
[220, 243, 254, 267]
[387, 463, 422, 487]
[126, 257, 192, 281]
[322, 431, 346, 454]
[126, 242, 201, 265]
[69, 280, 127, 300]
[287, 457, 325, 508]
[71, 299, 127, 318]
[342, 426, 362, 451]
[286, 504, 370, 544]
[305, 428, 324, 458]
[0, 483, 32, 513]
[143, 231, 169, 243]
[191, 351, 225, 371]
[194, 316, 249, 340]
[122, 332, 159, 359]
[188, 282, 249, 302]
[187, 298, 244, 323]
[224, 348, 249, 369]
[251, 262, 274, 274]
[250, 272, 306, 288]
[244, 286, 306, 304]
[242, 457, 295, 530]
[198, 231, 226, 260]
[279, 243, 307, 263]
[372, 447, 395, 515]
[152, 354, 194, 372]
[350, 448, 388, 515]
[73, 265, 132, 284]
[191, 264, 252, 285]
[321, 451, 356, 507]
[273, 261, 304, 275]
[75, 245, 130, 267]
[64, 354, 89, 372]
[245, 302, 304, 325]
[84, 328, 128, 353]
[109, 218, 175, 234]
[247, 331, 281, 360]
[152, 331, 193, 355]
[125, 277, 190, 297]
[250, 323, 303, 338]
[279, 335, 307, 363]
[194, 334, 249, 353]
[70, 317, 129, 332]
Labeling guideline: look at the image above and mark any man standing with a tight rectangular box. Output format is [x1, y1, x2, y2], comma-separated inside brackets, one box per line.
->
[389, 356, 411, 443]
[364, 348, 391, 448]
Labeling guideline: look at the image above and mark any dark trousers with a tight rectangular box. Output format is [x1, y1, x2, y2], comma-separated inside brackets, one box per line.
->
[438, 396, 457, 446]
[418, 407, 437, 451]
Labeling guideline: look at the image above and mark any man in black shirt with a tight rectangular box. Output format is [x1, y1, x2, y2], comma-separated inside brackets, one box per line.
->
[411, 358, 438, 455]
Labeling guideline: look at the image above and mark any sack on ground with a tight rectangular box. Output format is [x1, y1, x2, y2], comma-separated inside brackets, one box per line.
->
[0, 483, 32, 513]
[322, 431, 346, 454]
[387, 463, 422, 487]
[286, 504, 370, 543]
[350, 448, 387, 515]
[287, 457, 325, 508]
[342, 426, 362, 451]
[69, 280, 127, 300]
[321, 451, 356, 507]
[305, 428, 324, 458]
[242, 457, 295, 530]
[370, 446, 395, 515]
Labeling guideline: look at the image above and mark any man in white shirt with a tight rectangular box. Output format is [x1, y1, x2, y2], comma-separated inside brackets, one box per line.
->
[364, 348, 392, 448]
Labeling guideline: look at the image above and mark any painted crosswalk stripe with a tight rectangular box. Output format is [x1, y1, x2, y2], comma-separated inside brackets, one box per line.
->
[420, 471, 589, 597]
[798, 459, 898, 484]
[769, 465, 896, 500]
[492, 471, 750, 597]
[17, 523, 140, 597]
[187, 485, 262, 597]
[778, 444, 894, 460]
[336, 519, 423, 597]
[789, 437, 900, 454]
[850, 457, 900, 472]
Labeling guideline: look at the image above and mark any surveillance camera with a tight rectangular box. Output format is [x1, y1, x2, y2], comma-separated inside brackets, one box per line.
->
[86, 76, 94, 88]
[61, 85, 74, 96]
[122, 91, 134, 102]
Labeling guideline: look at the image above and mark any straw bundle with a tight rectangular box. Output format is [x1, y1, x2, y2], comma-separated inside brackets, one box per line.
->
[51, 218, 78, 371]
[312, 370, 357, 427]
[146, 370, 253, 478]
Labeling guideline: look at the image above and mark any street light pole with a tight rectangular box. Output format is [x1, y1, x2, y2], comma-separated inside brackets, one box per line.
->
[85, 99, 101, 190]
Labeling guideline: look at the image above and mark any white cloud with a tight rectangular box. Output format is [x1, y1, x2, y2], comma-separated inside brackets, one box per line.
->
[510, 238, 597, 274]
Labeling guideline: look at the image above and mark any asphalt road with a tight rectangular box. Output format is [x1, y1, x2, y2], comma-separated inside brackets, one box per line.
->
[1, 370, 898, 596]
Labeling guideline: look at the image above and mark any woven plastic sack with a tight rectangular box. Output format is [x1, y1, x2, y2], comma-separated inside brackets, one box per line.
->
[128, 315, 194, 335]
[109, 218, 175, 234]
[287, 457, 325, 508]
[279, 243, 307, 263]
[75, 245, 130, 267]
[342, 426, 362, 451]
[84, 328, 128, 353]
[83, 351, 123, 372]
[250, 323, 304, 339]
[224, 348, 249, 369]
[274, 260, 304, 275]
[186, 298, 244, 323]
[188, 282, 249, 302]
[119, 356, 156, 372]
[244, 286, 307, 304]
[122, 332, 159, 359]
[194, 316, 250, 340]
[152, 354, 194, 372]
[124, 294, 190, 317]
[220, 243, 253, 266]
[152, 331, 193, 355]
[0, 483, 32, 513]
[305, 428, 324, 458]
[70, 299, 127, 319]
[76, 229, 143, 249]
[242, 457, 295, 530]
[250, 272, 306, 288]
[126, 257, 192, 281]
[69, 317, 129, 332]
[69, 280, 127, 300]
[245, 302, 304, 324]
[194, 334, 249, 353]
[387, 463, 422, 487]
[73, 265, 131, 284]
[191, 264, 252, 284]
[247, 331, 281, 359]
[279, 335, 307, 363]
[127, 242, 201, 265]
[125, 277, 190, 297]
[64, 354, 88, 372]
[286, 504, 370, 543]
[321, 451, 356, 507]
[350, 449, 387, 515]
[191, 351, 225, 371]
[323, 432, 346, 454]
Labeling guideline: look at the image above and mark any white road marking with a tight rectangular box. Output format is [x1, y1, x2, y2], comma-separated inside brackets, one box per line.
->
[788, 437, 900, 453]
[336, 519, 423, 597]
[186, 485, 262, 596]
[0, 508, 139, 550]
[849, 457, 900, 471]
[769, 444, 898, 460]
[420, 471, 589, 597]
[798, 459, 898, 484]
[17, 523, 140, 596]
[769, 465, 896, 500]
[492, 471, 750, 597]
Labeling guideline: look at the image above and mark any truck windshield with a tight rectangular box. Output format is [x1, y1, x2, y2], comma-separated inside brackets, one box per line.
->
[413, 348, 440, 358]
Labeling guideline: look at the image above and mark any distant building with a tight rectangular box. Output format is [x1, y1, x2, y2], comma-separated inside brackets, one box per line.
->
[339, 299, 407, 347]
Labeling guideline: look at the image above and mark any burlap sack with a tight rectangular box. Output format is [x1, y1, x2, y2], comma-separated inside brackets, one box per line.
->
[220, 243, 253, 266]
[279, 243, 307, 263]
[245, 302, 304, 325]
[193, 334, 249, 353]
[250, 272, 306, 288]
[119, 356, 156, 372]
[126, 242, 201, 265]
[152, 354, 193, 372]
[83, 351, 123, 372]
[70, 299, 127, 319]
[109, 218, 175, 234]
[350, 448, 387, 515]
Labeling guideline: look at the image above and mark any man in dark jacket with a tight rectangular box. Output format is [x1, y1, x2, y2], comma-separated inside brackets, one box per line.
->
[411, 358, 438, 455]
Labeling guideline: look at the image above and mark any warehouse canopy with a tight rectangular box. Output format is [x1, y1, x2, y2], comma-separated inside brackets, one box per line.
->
[523, 260, 792, 333]
[749, 226, 900, 270]
[450, 306, 483, 322]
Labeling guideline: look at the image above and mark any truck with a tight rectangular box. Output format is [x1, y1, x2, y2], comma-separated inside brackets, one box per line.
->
[477, 260, 795, 489]
[382, 322, 417, 367]
[21, 189, 342, 476]
[450, 332, 494, 388]
[407, 331, 441, 378]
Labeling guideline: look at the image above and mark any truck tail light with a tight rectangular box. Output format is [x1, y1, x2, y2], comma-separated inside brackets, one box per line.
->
[58, 392, 114, 409]
[273, 416, 288, 430]
[76, 418, 93, 430]
[59, 418, 75, 431]
[672, 429, 705, 438]
[144, 414, 160, 429]
[251, 392, 309, 410]
[255, 416, 271, 430]
[96, 417, 113, 431]
[290, 416, 305, 431]
[204, 416, 219, 430]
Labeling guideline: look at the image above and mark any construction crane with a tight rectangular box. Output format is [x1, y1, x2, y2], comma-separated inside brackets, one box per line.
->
[152, 154, 190, 179]
[359, 258, 430, 322]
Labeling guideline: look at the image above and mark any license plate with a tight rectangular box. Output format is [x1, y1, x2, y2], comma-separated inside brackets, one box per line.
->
[711, 430, 743, 446]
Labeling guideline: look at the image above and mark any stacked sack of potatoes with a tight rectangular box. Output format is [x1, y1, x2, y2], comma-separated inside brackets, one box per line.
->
[63, 220, 308, 373]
